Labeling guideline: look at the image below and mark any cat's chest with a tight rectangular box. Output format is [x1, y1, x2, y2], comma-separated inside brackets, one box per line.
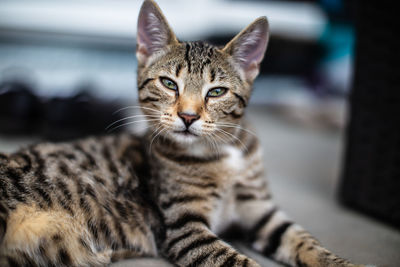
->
[210, 146, 254, 233]
[222, 145, 251, 182]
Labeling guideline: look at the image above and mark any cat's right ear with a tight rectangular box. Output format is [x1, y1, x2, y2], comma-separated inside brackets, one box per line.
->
[223, 17, 269, 82]
[136, 0, 178, 66]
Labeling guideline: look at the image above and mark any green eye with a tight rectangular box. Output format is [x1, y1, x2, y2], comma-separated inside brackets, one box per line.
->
[161, 77, 178, 91]
[207, 87, 227, 97]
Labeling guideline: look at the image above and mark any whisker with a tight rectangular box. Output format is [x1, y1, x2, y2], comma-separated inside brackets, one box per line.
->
[149, 127, 168, 152]
[207, 132, 223, 155]
[106, 114, 159, 130]
[113, 105, 163, 115]
[132, 121, 157, 134]
[211, 131, 228, 147]
[150, 124, 164, 138]
[215, 128, 248, 153]
[107, 119, 160, 133]
[215, 123, 256, 136]
[204, 134, 216, 153]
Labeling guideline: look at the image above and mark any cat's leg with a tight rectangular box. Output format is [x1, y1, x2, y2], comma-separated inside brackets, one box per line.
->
[234, 181, 365, 267]
[0, 202, 115, 267]
[0, 199, 158, 266]
[161, 207, 261, 267]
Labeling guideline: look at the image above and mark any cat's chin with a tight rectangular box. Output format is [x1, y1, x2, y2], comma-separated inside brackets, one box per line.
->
[169, 130, 201, 145]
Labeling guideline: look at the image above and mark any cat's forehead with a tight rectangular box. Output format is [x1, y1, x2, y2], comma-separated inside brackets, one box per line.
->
[164, 41, 236, 82]
[183, 41, 219, 74]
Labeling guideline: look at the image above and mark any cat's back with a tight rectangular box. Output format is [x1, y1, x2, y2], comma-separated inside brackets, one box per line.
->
[1, 133, 146, 199]
[0, 133, 160, 266]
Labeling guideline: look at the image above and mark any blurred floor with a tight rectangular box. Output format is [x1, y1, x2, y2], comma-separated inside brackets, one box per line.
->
[1, 106, 399, 267]
[248, 106, 400, 267]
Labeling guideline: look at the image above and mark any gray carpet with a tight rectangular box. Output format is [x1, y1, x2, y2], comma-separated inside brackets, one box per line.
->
[1, 106, 399, 266]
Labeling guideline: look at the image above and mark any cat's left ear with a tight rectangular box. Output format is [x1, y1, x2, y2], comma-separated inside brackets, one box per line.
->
[136, 0, 178, 66]
[223, 17, 269, 81]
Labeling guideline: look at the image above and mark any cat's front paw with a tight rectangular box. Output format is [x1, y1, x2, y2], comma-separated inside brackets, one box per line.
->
[247, 259, 262, 267]
[235, 255, 261, 267]
[322, 260, 372, 267]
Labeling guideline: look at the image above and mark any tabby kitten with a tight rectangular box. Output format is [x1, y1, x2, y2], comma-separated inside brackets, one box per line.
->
[0, 0, 366, 266]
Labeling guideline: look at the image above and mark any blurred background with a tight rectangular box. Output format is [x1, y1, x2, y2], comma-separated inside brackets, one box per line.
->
[0, 0, 399, 266]
[0, 0, 353, 140]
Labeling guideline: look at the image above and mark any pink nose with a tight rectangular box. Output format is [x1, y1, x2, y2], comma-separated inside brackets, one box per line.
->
[178, 112, 200, 128]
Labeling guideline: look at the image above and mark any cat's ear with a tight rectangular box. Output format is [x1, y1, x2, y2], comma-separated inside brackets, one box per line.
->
[223, 17, 269, 81]
[136, 0, 178, 65]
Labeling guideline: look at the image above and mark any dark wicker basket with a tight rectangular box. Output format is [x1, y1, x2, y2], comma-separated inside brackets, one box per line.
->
[339, 1, 400, 228]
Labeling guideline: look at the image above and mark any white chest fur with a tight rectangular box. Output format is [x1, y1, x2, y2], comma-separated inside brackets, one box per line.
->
[210, 145, 249, 233]
[223, 145, 246, 175]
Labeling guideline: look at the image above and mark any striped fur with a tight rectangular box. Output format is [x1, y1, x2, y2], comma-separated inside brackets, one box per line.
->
[0, 0, 368, 266]
[0, 135, 160, 266]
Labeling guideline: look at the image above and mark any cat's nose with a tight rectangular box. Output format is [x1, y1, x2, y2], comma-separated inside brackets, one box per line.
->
[178, 112, 200, 128]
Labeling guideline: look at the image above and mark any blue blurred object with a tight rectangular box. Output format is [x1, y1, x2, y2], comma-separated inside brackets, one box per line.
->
[317, 22, 355, 95]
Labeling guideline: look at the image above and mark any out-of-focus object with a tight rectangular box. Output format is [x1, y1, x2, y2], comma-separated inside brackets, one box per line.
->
[340, 1, 400, 228]
[0, 81, 41, 134]
[0, 0, 326, 44]
[0, 81, 126, 141]
[0, 0, 327, 99]
[41, 87, 124, 141]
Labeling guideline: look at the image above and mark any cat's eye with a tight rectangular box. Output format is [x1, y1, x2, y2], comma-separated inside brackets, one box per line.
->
[160, 77, 178, 91]
[207, 87, 227, 98]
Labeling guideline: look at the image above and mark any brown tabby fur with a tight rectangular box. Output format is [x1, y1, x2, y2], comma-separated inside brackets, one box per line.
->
[0, 1, 367, 266]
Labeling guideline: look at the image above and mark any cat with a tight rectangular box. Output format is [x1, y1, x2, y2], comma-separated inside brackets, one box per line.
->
[0, 0, 367, 266]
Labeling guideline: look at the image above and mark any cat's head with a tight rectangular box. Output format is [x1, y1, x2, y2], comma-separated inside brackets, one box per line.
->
[136, 0, 269, 145]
